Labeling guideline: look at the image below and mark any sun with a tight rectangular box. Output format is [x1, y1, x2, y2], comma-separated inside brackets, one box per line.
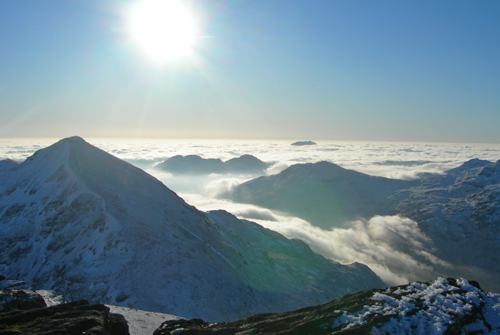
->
[127, 0, 197, 64]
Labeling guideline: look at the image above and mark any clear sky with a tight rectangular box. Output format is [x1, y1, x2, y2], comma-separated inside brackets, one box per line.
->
[1, 0, 499, 142]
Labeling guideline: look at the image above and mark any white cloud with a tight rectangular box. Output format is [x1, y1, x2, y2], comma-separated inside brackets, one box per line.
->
[232, 207, 278, 221]
[204, 177, 253, 198]
[265, 162, 289, 175]
[4, 138, 500, 181]
[254, 215, 451, 286]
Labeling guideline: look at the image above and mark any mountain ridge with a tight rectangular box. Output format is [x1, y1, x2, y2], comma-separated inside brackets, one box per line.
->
[223, 161, 416, 228]
[155, 154, 271, 175]
[0, 137, 385, 322]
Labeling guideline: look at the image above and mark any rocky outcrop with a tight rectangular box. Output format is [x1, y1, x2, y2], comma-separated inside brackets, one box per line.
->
[0, 299, 129, 335]
[0, 289, 47, 311]
[154, 278, 500, 335]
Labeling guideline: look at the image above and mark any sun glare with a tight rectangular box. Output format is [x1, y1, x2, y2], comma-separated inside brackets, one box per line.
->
[127, 0, 197, 64]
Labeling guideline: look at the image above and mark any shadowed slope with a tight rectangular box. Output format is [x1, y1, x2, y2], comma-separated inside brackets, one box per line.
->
[224, 161, 416, 228]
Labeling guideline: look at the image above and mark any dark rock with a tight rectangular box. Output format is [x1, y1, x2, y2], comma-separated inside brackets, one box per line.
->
[0, 290, 47, 311]
[108, 313, 129, 335]
[0, 299, 129, 335]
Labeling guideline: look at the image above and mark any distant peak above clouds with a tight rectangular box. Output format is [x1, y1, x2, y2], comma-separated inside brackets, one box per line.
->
[291, 141, 316, 146]
[223, 161, 414, 229]
[155, 154, 271, 175]
[282, 161, 362, 181]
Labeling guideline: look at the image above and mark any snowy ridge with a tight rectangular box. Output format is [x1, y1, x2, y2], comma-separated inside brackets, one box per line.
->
[393, 158, 500, 292]
[337, 278, 500, 334]
[0, 137, 385, 322]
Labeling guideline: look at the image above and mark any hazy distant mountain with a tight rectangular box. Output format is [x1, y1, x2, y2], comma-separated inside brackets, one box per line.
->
[155, 154, 271, 175]
[0, 137, 384, 322]
[223, 161, 417, 228]
[155, 277, 500, 335]
[224, 154, 271, 173]
[291, 141, 316, 146]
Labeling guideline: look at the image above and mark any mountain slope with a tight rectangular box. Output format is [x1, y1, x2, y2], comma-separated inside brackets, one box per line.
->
[392, 158, 500, 292]
[223, 161, 417, 228]
[224, 158, 500, 293]
[0, 137, 385, 322]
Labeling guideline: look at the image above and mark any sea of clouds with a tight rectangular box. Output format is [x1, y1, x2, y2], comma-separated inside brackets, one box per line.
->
[1, 137, 500, 285]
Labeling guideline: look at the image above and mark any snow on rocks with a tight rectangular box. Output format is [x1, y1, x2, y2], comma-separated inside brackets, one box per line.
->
[154, 277, 500, 334]
[338, 277, 500, 334]
[107, 305, 183, 335]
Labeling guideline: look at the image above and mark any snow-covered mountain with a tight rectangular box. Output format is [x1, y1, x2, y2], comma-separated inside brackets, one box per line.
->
[224, 159, 500, 293]
[392, 158, 500, 293]
[0, 137, 384, 322]
[155, 277, 500, 334]
[223, 161, 417, 228]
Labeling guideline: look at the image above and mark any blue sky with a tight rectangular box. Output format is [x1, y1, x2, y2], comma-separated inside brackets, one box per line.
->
[1, 0, 499, 142]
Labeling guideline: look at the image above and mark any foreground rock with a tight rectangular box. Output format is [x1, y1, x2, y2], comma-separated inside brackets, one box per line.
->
[0, 289, 46, 311]
[0, 299, 128, 335]
[154, 278, 500, 335]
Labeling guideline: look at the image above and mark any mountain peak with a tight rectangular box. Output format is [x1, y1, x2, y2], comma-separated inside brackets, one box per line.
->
[62, 135, 85, 143]
[49, 135, 87, 150]
[284, 161, 358, 181]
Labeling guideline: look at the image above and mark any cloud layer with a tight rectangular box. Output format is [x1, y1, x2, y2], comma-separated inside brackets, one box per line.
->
[254, 215, 450, 286]
[2, 137, 498, 286]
